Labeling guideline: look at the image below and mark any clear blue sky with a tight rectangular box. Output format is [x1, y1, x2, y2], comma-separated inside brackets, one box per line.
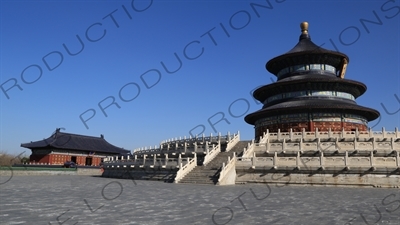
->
[1, 0, 399, 156]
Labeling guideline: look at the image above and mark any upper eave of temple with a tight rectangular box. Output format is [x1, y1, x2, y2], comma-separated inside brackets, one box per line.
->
[266, 22, 349, 76]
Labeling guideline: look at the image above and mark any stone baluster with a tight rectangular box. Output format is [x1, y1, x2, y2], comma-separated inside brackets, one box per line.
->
[202, 133, 205, 142]
[302, 128, 305, 139]
[370, 151, 375, 170]
[344, 151, 349, 170]
[315, 127, 319, 138]
[184, 142, 187, 153]
[127, 155, 130, 160]
[273, 152, 277, 170]
[134, 155, 137, 163]
[396, 151, 399, 168]
[335, 137, 339, 151]
[296, 151, 300, 170]
[328, 128, 332, 138]
[382, 127, 386, 138]
[320, 151, 324, 170]
[391, 137, 394, 151]
[228, 131, 231, 142]
[354, 138, 357, 150]
[395, 127, 399, 138]
[153, 154, 156, 166]
[194, 142, 198, 152]
[299, 138, 303, 151]
[252, 152, 256, 169]
[289, 128, 293, 140]
[278, 129, 281, 140]
[178, 154, 182, 166]
[143, 155, 146, 166]
[372, 137, 376, 150]
[165, 154, 168, 166]
[355, 127, 359, 138]
[282, 138, 286, 151]
[205, 141, 209, 154]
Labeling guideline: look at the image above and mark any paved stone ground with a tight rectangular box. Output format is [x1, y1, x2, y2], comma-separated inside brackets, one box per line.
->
[0, 175, 399, 225]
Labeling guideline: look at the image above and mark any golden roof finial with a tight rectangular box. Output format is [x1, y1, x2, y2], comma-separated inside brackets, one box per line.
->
[300, 22, 309, 34]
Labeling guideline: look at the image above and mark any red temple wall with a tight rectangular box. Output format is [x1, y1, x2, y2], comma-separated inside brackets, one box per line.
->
[30, 153, 103, 166]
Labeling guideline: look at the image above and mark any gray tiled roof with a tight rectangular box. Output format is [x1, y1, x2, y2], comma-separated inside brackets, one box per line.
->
[21, 129, 129, 155]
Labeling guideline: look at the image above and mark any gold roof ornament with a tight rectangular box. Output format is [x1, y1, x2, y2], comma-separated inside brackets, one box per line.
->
[300, 22, 309, 34]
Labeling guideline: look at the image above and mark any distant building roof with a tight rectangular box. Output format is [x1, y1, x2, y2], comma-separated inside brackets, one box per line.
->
[21, 128, 129, 155]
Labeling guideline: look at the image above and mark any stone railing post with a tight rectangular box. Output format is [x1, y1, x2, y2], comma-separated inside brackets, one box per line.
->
[335, 137, 339, 150]
[391, 137, 394, 151]
[370, 151, 374, 169]
[299, 138, 303, 151]
[252, 152, 256, 169]
[354, 138, 357, 150]
[296, 151, 300, 170]
[320, 151, 324, 170]
[282, 138, 286, 151]
[273, 152, 277, 169]
[372, 137, 376, 150]
[143, 155, 146, 166]
[344, 151, 349, 170]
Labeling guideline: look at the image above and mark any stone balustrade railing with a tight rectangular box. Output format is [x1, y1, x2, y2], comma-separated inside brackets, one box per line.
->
[242, 139, 256, 158]
[259, 137, 400, 154]
[132, 131, 239, 155]
[175, 153, 197, 183]
[104, 153, 195, 169]
[218, 152, 237, 185]
[226, 131, 240, 152]
[258, 131, 269, 144]
[203, 142, 221, 166]
[265, 127, 399, 142]
[160, 132, 237, 145]
[236, 150, 400, 171]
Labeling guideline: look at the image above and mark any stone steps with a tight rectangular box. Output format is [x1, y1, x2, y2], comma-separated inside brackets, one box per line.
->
[178, 141, 251, 184]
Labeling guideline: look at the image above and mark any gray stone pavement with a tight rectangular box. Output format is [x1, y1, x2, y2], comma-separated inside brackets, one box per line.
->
[0, 175, 399, 225]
